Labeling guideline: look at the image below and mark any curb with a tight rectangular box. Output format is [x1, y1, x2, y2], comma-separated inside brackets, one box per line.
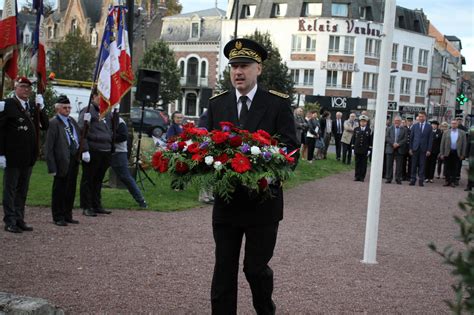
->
[0, 292, 64, 315]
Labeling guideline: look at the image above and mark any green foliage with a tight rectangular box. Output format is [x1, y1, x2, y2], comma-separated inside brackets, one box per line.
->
[164, 0, 183, 16]
[429, 193, 474, 314]
[304, 102, 320, 114]
[139, 40, 181, 109]
[218, 31, 295, 100]
[49, 29, 96, 81]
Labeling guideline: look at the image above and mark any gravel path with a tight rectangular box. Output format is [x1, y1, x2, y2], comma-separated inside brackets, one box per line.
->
[0, 169, 467, 314]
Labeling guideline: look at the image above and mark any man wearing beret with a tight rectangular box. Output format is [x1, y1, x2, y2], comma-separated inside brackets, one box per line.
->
[0, 77, 49, 233]
[207, 38, 299, 314]
[45, 95, 81, 226]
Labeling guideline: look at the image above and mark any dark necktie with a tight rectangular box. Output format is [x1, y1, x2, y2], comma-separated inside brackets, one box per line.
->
[239, 96, 249, 127]
[67, 118, 78, 155]
[338, 120, 341, 133]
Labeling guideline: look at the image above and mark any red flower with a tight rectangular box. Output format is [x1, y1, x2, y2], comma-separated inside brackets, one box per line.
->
[178, 141, 186, 150]
[215, 153, 229, 164]
[258, 177, 268, 190]
[229, 135, 243, 147]
[231, 153, 251, 173]
[271, 138, 278, 146]
[212, 131, 230, 144]
[175, 161, 189, 174]
[256, 129, 271, 140]
[252, 130, 272, 145]
[187, 142, 199, 154]
[151, 151, 169, 173]
[192, 153, 204, 162]
[219, 121, 234, 131]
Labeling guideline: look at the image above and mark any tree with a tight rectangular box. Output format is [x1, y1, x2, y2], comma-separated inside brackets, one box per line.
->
[49, 29, 96, 81]
[165, 0, 183, 16]
[22, 0, 55, 16]
[218, 31, 295, 101]
[139, 40, 181, 109]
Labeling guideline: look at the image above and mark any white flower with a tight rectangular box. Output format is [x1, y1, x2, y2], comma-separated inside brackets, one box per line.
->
[183, 140, 194, 152]
[269, 146, 279, 154]
[213, 161, 223, 170]
[205, 156, 214, 165]
[250, 146, 261, 155]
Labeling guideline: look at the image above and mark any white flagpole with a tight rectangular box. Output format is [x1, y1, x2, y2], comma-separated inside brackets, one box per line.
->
[362, 0, 397, 264]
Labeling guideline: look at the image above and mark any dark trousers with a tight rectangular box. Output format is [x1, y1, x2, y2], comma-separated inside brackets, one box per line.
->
[410, 150, 427, 182]
[342, 142, 352, 164]
[111, 152, 144, 204]
[446, 150, 460, 184]
[2, 166, 33, 226]
[80, 150, 111, 210]
[52, 158, 79, 222]
[354, 153, 368, 180]
[425, 152, 439, 180]
[334, 133, 342, 159]
[402, 153, 411, 180]
[385, 151, 404, 182]
[306, 137, 316, 161]
[211, 223, 279, 315]
[457, 159, 463, 180]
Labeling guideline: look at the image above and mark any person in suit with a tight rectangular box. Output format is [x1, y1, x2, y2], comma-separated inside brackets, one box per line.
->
[341, 113, 358, 164]
[465, 125, 474, 191]
[456, 116, 468, 184]
[352, 115, 372, 182]
[45, 95, 81, 226]
[424, 120, 442, 183]
[207, 38, 299, 315]
[385, 116, 408, 184]
[319, 111, 332, 159]
[294, 107, 307, 149]
[402, 116, 414, 180]
[440, 119, 467, 187]
[332, 111, 344, 161]
[409, 111, 433, 186]
[0, 77, 49, 233]
[305, 110, 321, 163]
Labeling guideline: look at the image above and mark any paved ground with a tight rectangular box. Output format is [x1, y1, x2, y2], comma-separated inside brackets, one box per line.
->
[0, 167, 468, 314]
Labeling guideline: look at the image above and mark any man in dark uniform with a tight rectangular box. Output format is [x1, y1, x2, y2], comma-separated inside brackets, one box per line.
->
[352, 115, 372, 182]
[456, 116, 468, 185]
[424, 120, 442, 183]
[207, 38, 298, 314]
[402, 116, 414, 180]
[0, 77, 49, 233]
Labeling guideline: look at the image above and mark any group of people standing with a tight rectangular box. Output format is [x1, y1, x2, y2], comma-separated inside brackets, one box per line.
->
[0, 77, 147, 233]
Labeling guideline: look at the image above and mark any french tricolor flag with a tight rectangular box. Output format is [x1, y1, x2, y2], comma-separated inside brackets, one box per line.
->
[0, 0, 18, 80]
[31, 0, 47, 93]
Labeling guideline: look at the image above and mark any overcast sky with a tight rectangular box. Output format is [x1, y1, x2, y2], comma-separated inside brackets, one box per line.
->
[2, 0, 472, 70]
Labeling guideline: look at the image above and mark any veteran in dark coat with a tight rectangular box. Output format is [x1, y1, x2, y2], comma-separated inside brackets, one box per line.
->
[207, 38, 299, 315]
[352, 115, 372, 182]
[0, 77, 49, 233]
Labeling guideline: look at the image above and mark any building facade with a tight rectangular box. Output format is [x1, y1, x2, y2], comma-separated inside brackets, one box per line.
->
[220, 0, 435, 117]
[160, 7, 226, 118]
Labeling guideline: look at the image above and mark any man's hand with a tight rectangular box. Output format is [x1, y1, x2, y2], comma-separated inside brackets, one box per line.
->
[409, 149, 413, 156]
[393, 143, 400, 149]
[367, 150, 371, 157]
[50, 172, 56, 176]
[35, 94, 45, 110]
[426, 151, 431, 157]
[0, 155, 6, 168]
[84, 113, 92, 123]
[82, 151, 91, 163]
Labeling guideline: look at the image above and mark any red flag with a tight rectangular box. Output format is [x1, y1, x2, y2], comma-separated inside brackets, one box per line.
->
[0, 0, 18, 80]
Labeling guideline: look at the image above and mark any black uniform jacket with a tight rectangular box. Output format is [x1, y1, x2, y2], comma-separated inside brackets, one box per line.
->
[207, 87, 299, 226]
[0, 96, 49, 168]
[352, 126, 373, 155]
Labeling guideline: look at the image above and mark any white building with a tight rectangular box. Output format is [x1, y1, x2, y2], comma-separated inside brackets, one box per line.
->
[220, 1, 435, 116]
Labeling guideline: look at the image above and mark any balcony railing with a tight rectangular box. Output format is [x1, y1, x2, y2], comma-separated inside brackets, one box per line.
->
[180, 76, 208, 87]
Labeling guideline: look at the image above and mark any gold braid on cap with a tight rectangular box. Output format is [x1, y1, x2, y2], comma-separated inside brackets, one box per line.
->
[229, 47, 262, 63]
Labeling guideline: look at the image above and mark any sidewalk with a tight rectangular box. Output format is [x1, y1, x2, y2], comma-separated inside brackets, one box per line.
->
[0, 168, 466, 313]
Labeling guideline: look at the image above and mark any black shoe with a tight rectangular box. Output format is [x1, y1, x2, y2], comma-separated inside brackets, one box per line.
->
[464, 187, 472, 191]
[396, 180, 402, 185]
[409, 181, 415, 186]
[94, 208, 112, 214]
[54, 220, 68, 226]
[454, 181, 459, 186]
[451, 183, 456, 188]
[65, 219, 79, 224]
[419, 181, 424, 187]
[17, 222, 33, 231]
[5, 225, 22, 233]
[443, 182, 451, 187]
[138, 201, 148, 208]
[385, 180, 392, 184]
[354, 178, 359, 181]
[83, 208, 97, 217]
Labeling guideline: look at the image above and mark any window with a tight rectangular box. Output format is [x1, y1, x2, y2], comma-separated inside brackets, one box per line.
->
[363, 72, 378, 91]
[91, 31, 98, 47]
[48, 26, 54, 39]
[400, 77, 411, 94]
[442, 57, 449, 73]
[290, 69, 300, 85]
[344, 36, 355, 55]
[392, 43, 398, 62]
[389, 76, 396, 93]
[185, 93, 197, 116]
[302, 2, 322, 17]
[332, 3, 349, 17]
[329, 36, 340, 53]
[341, 71, 352, 89]
[403, 46, 414, 64]
[291, 35, 316, 52]
[200, 61, 206, 78]
[303, 69, 314, 86]
[191, 22, 199, 38]
[326, 71, 338, 87]
[71, 19, 77, 33]
[416, 79, 426, 96]
[242, 5, 256, 18]
[272, 3, 287, 17]
[179, 61, 185, 77]
[365, 38, 381, 58]
[24, 34, 30, 44]
[418, 49, 429, 67]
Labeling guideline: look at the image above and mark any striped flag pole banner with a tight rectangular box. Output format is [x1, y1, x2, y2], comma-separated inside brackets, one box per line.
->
[31, 0, 47, 93]
[0, 0, 19, 80]
[96, 5, 134, 117]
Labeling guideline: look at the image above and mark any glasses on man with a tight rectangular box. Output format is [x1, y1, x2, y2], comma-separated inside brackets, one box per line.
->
[61, 106, 72, 109]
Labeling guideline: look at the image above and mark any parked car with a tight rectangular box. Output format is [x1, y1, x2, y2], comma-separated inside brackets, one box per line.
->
[130, 107, 168, 137]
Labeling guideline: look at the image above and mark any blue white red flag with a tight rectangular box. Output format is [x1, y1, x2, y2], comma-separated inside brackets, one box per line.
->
[31, 0, 46, 93]
[117, 7, 133, 96]
[0, 0, 18, 80]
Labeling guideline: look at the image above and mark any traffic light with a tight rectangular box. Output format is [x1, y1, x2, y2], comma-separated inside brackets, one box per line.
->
[456, 93, 469, 106]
